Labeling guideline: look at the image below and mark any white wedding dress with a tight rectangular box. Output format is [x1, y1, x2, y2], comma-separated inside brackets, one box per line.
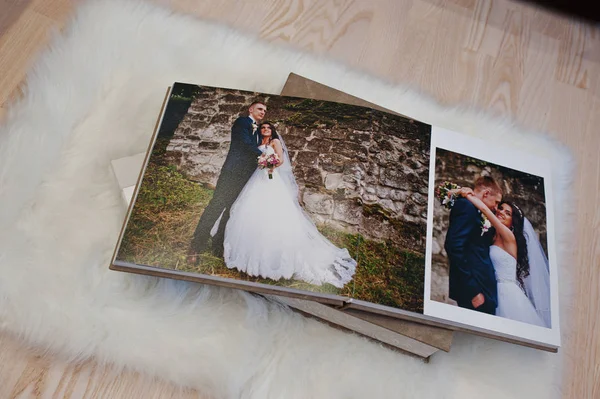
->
[490, 245, 545, 327]
[223, 144, 357, 288]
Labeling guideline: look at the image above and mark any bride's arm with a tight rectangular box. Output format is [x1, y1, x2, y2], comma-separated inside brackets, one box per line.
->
[271, 139, 285, 167]
[462, 191, 516, 245]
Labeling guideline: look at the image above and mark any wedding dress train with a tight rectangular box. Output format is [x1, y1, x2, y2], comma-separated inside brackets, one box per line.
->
[223, 144, 357, 288]
[490, 245, 545, 327]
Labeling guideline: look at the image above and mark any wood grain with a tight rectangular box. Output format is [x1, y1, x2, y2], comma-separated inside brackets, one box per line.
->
[463, 0, 492, 52]
[0, 0, 75, 108]
[0, 333, 204, 399]
[0, 6, 53, 105]
[555, 22, 590, 89]
[482, 8, 529, 118]
[0, 0, 33, 38]
[1, 0, 599, 397]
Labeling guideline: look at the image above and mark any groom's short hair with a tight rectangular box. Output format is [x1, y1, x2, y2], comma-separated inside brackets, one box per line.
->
[474, 175, 502, 195]
[249, 100, 266, 108]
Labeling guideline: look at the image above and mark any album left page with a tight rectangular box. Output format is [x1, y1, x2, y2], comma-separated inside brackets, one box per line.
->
[110, 81, 432, 311]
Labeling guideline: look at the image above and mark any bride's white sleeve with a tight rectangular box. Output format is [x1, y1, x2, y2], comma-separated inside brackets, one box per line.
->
[523, 217, 552, 328]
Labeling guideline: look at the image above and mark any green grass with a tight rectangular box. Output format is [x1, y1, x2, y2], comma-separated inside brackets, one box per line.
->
[117, 162, 213, 269]
[344, 233, 424, 311]
[117, 156, 424, 313]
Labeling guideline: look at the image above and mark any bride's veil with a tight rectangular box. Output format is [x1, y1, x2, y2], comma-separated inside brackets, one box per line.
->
[276, 134, 341, 243]
[277, 134, 300, 202]
[523, 217, 552, 328]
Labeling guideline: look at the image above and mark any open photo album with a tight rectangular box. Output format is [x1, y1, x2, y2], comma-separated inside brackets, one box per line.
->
[109, 79, 561, 352]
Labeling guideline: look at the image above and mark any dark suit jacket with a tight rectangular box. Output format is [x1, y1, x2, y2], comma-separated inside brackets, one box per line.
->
[444, 197, 498, 309]
[220, 116, 262, 177]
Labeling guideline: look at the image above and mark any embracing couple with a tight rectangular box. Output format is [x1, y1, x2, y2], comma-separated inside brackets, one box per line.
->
[444, 176, 551, 328]
[187, 100, 356, 288]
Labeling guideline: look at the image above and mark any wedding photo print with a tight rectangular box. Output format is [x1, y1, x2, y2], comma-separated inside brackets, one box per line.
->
[113, 82, 432, 313]
[425, 128, 559, 345]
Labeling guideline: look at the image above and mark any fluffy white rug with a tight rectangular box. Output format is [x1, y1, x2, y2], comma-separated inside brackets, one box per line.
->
[0, 0, 576, 397]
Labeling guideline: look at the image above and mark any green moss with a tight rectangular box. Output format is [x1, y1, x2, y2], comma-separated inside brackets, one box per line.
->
[362, 202, 394, 219]
[463, 156, 489, 168]
[169, 94, 194, 102]
[282, 98, 371, 129]
[286, 112, 326, 127]
[360, 202, 407, 240]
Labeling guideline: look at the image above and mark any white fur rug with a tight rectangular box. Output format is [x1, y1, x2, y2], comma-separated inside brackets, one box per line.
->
[0, 0, 576, 397]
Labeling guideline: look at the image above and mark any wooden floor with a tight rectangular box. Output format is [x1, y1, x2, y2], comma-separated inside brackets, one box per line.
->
[0, 0, 598, 397]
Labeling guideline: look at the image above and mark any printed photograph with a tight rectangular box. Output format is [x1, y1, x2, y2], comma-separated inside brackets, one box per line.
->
[114, 82, 432, 313]
[429, 147, 552, 329]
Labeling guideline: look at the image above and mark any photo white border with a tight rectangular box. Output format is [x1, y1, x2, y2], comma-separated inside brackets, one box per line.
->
[423, 126, 561, 348]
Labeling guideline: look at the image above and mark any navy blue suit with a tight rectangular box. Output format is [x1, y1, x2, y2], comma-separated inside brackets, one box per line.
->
[444, 197, 497, 314]
[190, 116, 262, 255]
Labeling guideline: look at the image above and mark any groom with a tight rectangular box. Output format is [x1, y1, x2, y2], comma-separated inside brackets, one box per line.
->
[444, 176, 503, 315]
[187, 100, 267, 263]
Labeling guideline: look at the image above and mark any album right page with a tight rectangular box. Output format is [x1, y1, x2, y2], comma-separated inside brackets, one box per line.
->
[423, 126, 560, 349]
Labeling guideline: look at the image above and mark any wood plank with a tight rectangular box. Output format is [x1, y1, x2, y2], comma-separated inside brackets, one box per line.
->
[555, 21, 591, 89]
[0, 7, 54, 106]
[0, 0, 33, 38]
[463, 0, 493, 52]
[31, 0, 77, 21]
[560, 93, 600, 399]
[0, 333, 204, 399]
[481, 7, 530, 119]
[515, 29, 557, 130]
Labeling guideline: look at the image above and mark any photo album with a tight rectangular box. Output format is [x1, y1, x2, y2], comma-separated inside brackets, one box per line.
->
[109, 75, 561, 356]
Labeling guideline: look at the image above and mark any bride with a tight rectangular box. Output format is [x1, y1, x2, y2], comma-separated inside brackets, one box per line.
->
[457, 187, 551, 328]
[220, 122, 357, 288]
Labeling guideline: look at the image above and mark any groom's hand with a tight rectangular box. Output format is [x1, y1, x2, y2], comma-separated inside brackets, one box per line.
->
[471, 293, 485, 308]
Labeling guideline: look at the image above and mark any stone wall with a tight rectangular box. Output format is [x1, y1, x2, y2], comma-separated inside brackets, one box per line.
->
[166, 86, 432, 253]
[430, 148, 549, 303]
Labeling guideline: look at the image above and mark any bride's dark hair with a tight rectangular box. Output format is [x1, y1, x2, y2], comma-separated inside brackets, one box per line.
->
[258, 121, 280, 143]
[500, 200, 530, 287]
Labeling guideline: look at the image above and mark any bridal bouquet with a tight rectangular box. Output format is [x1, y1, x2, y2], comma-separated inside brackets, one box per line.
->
[258, 153, 281, 179]
[436, 181, 460, 209]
